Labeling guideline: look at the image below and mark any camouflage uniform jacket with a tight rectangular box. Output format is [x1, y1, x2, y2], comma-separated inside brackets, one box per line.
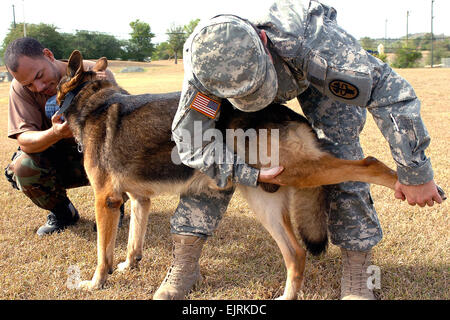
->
[172, 0, 434, 187]
[171, 17, 261, 189]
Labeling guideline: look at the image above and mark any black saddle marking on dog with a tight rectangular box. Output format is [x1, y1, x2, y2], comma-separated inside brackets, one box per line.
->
[94, 92, 181, 117]
[260, 183, 281, 193]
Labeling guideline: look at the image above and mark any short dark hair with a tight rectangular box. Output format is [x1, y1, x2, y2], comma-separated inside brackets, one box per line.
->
[4, 37, 45, 72]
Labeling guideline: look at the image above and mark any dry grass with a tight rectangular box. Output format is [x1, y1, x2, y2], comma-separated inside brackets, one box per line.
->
[0, 61, 448, 300]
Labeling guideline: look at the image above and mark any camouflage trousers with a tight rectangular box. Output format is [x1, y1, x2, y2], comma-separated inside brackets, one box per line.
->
[170, 187, 235, 239]
[298, 86, 382, 251]
[4, 140, 89, 211]
[171, 86, 382, 251]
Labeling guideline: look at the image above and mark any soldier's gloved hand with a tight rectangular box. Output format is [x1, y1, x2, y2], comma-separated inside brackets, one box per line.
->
[51, 113, 73, 139]
[258, 166, 286, 185]
[394, 179, 443, 207]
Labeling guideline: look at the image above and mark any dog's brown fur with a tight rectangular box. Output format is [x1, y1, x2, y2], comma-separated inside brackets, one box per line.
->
[56, 50, 398, 299]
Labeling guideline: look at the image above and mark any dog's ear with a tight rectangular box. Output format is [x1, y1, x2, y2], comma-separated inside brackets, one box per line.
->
[93, 57, 108, 72]
[67, 50, 84, 78]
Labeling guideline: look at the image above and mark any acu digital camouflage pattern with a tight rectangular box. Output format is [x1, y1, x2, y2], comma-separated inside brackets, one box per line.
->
[171, 187, 235, 238]
[191, 15, 278, 112]
[172, 31, 261, 189]
[172, 0, 434, 250]
[5, 141, 89, 211]
[298, 86, 382, 250]
[254, 0, 433, 185]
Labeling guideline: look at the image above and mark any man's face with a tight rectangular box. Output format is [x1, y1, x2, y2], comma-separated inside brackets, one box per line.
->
[11, 49, 61, 96]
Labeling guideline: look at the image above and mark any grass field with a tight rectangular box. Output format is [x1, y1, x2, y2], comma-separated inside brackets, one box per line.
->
[0, 60, 448, 300]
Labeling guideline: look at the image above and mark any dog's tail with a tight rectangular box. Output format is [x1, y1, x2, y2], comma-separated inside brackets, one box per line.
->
[288, 187, 328, 256]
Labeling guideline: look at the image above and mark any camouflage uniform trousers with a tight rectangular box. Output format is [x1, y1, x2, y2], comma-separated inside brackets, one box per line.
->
[170, 186, 235, 239]
[5, 140, 89, 212]
[298, 86, 382, 251]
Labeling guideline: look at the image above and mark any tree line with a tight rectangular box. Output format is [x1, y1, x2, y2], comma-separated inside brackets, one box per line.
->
[360, 34, 450, 67]
[1, 20, 448, 68]
[0, 19, 200, 63]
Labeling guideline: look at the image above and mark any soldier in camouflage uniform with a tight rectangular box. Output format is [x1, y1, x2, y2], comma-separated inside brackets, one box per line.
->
[3, 37, 121, 236]
[5, 141, 89, 233]
[156, 0, 443, 300]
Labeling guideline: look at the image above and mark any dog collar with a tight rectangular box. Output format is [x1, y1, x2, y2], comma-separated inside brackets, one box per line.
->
[56, 81, 89, 116]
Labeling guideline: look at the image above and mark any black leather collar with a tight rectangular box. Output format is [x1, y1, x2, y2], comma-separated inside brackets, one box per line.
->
[56, 81, 89, 116]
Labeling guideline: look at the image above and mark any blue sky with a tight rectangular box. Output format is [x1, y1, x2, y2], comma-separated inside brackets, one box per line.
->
[1, 0, 448, 45]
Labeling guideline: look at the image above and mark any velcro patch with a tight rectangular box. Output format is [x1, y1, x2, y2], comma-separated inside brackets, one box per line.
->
[190, 92, 221, 119]
[329, 80, 359, 100]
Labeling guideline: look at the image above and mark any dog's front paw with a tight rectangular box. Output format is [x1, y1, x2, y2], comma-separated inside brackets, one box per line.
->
[78, 279, 103, 291]
[117, 261, 132, 272]
[117, 255, 142, 272]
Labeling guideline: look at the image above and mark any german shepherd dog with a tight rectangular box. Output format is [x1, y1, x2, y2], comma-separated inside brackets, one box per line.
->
[56, 50, 399, 299]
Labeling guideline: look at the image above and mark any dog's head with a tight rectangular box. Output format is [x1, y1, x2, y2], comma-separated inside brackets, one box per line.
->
[56, 50, 108, 106]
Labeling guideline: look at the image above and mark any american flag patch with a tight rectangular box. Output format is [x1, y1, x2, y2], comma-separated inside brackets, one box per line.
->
[190, 92, 221, 119]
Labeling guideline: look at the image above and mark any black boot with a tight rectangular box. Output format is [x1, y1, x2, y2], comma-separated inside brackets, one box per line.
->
[37, 200, 79, 236]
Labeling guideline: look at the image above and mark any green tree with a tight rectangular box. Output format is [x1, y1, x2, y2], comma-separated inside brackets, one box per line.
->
[167, 24, 186, 64]
[375, 52, 388, 63]
[184, 19, 200, 38]
[165, 19, 200, 64]
[392, 45, 422, 68]
[64, 30, 123, 59]
[412, 33, 433, 50]
[152, 42, 171, 60]
[359, 37, 377, 51]
[1, 23, 65, 59]
[124, 19, 155, 61]
[426, 37, 450, 66]
[359, 37, 388, 63]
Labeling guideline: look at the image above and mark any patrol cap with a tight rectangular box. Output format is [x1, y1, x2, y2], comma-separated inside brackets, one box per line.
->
[190, 15, 278, 112]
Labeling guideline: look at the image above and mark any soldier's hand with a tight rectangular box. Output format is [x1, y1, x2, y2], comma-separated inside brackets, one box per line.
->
[394, 179, 443, 207]
[258, 166, 286, 185]
[51, 113, 73, 139]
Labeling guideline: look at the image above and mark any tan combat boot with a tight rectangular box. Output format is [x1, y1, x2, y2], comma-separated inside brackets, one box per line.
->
[153, 234, 205, 300]
[340, 248, 376, 300]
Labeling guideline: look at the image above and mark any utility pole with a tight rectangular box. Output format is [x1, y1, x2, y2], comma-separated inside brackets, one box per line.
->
[406, 11, 410, 46]
[22, 0, 27, 37]
[431, 0, 435, 68]
[12, 5, 16, 28]
[384, 19, 388, 47]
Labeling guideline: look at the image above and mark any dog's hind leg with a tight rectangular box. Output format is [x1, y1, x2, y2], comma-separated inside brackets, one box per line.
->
[79, 180, 123, 290]
[118, 194, 151, 272]
[239, 185, 306, 300]
[272, 122, 398, 190]
[288, 187, 328, 256]
[287, 155, 398, 190]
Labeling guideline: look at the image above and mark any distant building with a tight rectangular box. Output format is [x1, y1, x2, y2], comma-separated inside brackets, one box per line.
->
[377, 44, 385, 56]
[442, 58, 450, 68]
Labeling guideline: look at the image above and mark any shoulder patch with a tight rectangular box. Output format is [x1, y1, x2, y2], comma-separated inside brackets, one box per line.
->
[329, 80, 359, 100]
[190, 92, 221, 119]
